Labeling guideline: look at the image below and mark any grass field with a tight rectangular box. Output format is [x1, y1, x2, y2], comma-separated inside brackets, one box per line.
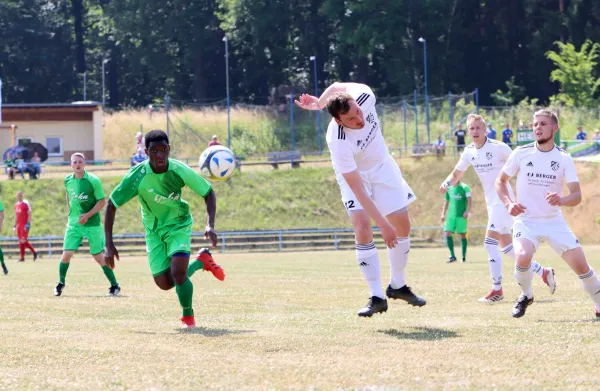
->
[2, 246, 599, 390]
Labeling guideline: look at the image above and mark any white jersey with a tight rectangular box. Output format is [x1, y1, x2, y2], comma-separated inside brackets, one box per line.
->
[454, 138, 514, 207]
[326, 84, 390, 174]
[501, 143, 579, 220]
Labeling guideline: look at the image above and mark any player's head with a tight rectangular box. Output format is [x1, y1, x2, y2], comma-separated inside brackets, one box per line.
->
[16, 191, 23, 202]
[145, 130, 170, 171]
[578, 126, 583, 133]
[466, 114, 487, 142]
[326, 92, 365, 129]
[70, 153, 86, 174]
[532, 109, 559, 145]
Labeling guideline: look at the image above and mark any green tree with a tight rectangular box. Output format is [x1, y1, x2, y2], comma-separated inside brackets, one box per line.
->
[546, 40, 600, 107]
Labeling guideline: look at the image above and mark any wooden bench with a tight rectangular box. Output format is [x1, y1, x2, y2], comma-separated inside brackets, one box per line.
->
[411, 144, 438, 159]
[266, 151, 302, 169]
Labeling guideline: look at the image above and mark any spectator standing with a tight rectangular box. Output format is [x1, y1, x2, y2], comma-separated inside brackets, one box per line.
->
[487, 122, 497, 140]
[502, 123, 513, 147]
[576, 126, 587, 141]
[454, 124, 466, 153]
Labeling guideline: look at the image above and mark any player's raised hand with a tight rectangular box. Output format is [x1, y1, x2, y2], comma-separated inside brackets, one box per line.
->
[545, 192, 563, 206]
[380, 222, 398, 249]
[439, 180, 450, 193]
[294, 94, 320, 111]
[104, 242, 120, 270]
[204, 225, 218, 248]
[507, 202, 526, 216]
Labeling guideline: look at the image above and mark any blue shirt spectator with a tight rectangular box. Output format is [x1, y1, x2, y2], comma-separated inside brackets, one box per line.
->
[487, 123, 496, 139]
[576, 127, 587, 140]
[502, 125, 513, 145]
[131, 151, 147, 166]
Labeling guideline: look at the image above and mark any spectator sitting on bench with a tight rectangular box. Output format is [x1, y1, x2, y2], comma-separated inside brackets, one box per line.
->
[434, 135, 446, 156]
[30, 152, 41, 179]
[4, 153, 16, 180]
[15, 153, 26, 179]
[131, 150, 147, 166]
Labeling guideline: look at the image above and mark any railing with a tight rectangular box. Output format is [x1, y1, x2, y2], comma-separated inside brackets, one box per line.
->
[0, 225, 487, 258]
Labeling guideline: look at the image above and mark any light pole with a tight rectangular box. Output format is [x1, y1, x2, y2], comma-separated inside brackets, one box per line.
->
[310, 56, 321, 153]
[418, 37, 430, 143]
[102, 59, 109, 108]
[223, 36, 231, 148]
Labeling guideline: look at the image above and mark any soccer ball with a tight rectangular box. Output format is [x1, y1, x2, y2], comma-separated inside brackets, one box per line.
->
[199, 145, 236, 181]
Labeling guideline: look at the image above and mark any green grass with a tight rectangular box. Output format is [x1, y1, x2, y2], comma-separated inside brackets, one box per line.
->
[1, 246, 600, 390]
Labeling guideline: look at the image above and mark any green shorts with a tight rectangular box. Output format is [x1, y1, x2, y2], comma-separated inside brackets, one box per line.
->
[63, 224, 105, 255]
[444, 216, 468, 234]
[145, 221, 192, 277]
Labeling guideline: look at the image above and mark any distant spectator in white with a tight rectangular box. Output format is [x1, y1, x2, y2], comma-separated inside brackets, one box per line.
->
[434, 135, 445, 156]
[593, 129, 600, 141]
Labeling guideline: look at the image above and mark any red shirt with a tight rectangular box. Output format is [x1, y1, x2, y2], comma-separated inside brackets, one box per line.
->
[15, 201, 30, 226]
[208, 141, 221, 147]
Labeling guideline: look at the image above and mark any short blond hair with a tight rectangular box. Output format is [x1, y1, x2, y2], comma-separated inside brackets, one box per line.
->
[466, 114, 486, 127]
[71, 152, 85, 161]
[533, 109, 559, 125]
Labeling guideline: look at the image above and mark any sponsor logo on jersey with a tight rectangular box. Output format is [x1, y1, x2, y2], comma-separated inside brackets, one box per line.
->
[490, 224, 495, 228]
[407, 193, 414, 199]
[551, 161, 560, 171]
[527, 161, 534, 167]
[70, 192, 89, 201]
[356, 140, 362, 147]
[515, 232, 521, 238]
[152, 191, 181, 204]
[527, 172, 557, 179]
[486, 152, 493, 160]
[366, 113, 374, 124]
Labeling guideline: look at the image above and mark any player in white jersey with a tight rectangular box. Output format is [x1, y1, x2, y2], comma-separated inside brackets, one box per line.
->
[496, 109, 600, 319]
[295, 82, 426, 317]
[440, 114, 555, 303]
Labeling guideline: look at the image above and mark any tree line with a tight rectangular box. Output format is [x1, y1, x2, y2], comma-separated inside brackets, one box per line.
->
[1, 0, 599, 108]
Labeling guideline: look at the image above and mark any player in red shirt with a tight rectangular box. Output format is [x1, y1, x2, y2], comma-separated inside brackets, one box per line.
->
[13, 191, 37, 262]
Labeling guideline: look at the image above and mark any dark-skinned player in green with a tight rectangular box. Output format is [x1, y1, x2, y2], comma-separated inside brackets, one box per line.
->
[104, 130, 225, 328]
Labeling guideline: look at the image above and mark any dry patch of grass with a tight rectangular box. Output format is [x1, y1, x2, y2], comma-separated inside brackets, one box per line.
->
[1, 246, 599, 390]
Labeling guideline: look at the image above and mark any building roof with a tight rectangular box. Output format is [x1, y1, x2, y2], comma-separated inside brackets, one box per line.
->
[3, 102, 101, 109]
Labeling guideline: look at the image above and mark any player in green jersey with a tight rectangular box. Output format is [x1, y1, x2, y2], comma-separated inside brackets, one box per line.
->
[0, 198, 7, 275]
[441, 181, 472, 263]
[54, 153, 121, 296]
[104, 130, 225, 329]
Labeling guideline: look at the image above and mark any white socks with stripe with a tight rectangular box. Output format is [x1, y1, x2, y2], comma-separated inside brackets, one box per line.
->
[387, 237, 410, 289]
[579, 269, 600, 312]
[502, 244, 544, 277]
[356, 242, 384, 299]
[484, 237, 503, 291]
[514, 264, 534, 299]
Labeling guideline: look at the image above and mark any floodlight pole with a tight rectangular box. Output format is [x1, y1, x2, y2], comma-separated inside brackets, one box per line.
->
[310, 56, 321, 153]
[223, 36, 231, 148]
[102, 59, 109, 108]
[418, 37, 430, 143]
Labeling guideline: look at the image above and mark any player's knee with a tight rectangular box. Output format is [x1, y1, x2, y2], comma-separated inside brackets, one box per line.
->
[171, 271, 187, 286]
[154, 279, 173, 290]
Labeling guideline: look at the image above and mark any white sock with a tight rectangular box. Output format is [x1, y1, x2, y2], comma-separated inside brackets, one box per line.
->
[579, 269, 600, 312]
[504, 243, 545, 277]
[514, 264, 534, 299]
[356, 242, 384, 299]
[387, 236, 409, 289]
[484, 237, 503, 291]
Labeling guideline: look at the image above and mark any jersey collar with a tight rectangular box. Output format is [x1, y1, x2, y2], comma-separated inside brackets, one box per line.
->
[475, 136, 488, 150]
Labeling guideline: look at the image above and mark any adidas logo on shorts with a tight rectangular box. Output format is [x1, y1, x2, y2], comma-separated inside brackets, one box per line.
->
[490, 224, 495, 228]
[359, 261, 369, 267]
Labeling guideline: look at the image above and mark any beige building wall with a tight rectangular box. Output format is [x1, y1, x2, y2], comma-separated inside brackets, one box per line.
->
[2, 121, 94, 162]
[93, 109, 103, 161]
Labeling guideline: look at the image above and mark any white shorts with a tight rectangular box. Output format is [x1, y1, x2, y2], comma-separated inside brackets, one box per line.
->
[337, 156, 417, 216]
[486, 204, 513, 235]
[513, 217, 581, 255]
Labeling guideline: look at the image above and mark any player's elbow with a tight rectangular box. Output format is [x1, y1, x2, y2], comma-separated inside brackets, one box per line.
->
[98, 199, 106, 208]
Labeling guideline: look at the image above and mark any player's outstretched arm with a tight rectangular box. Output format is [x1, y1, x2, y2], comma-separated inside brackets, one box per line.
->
[342, 170, 398, 248]
[203, 189, 218, 247]
[104, 200, 119, 269]
[440, 168, 465, 193]
[496, 172, 526, 216]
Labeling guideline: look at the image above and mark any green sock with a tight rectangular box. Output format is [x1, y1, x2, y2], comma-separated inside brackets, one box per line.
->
[187, 259, 205, 278]
[101, 265, 118, 286]
[446, 236, 455, 258]
[461, 238, 468, 259]
[59, 262, 70, 284]
[176, 278, 194, 317]
[0, 248, 5, 267]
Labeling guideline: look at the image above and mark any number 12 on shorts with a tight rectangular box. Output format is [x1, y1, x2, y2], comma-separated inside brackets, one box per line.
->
[344, 200, 355, 210]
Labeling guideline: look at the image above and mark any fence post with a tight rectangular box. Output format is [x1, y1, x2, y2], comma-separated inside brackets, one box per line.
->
[414, 90, 419, 144]
[165, 95, 170, 138]
[48, 236, 52, 258]
[278, 231, 283, 252]
[449, 91, 453, 139]
[334, 231, 338, 250]
[221, 234, 226, 253]
[402, 100, 407, 152]
[289, 93, 295, 152]
[475, 88, 479, 114]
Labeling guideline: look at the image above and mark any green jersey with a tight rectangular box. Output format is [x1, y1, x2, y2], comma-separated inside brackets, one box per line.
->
[65, 170, 106, 227]
[445, 182, 471, 217]
[109, 159, 212, 230]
